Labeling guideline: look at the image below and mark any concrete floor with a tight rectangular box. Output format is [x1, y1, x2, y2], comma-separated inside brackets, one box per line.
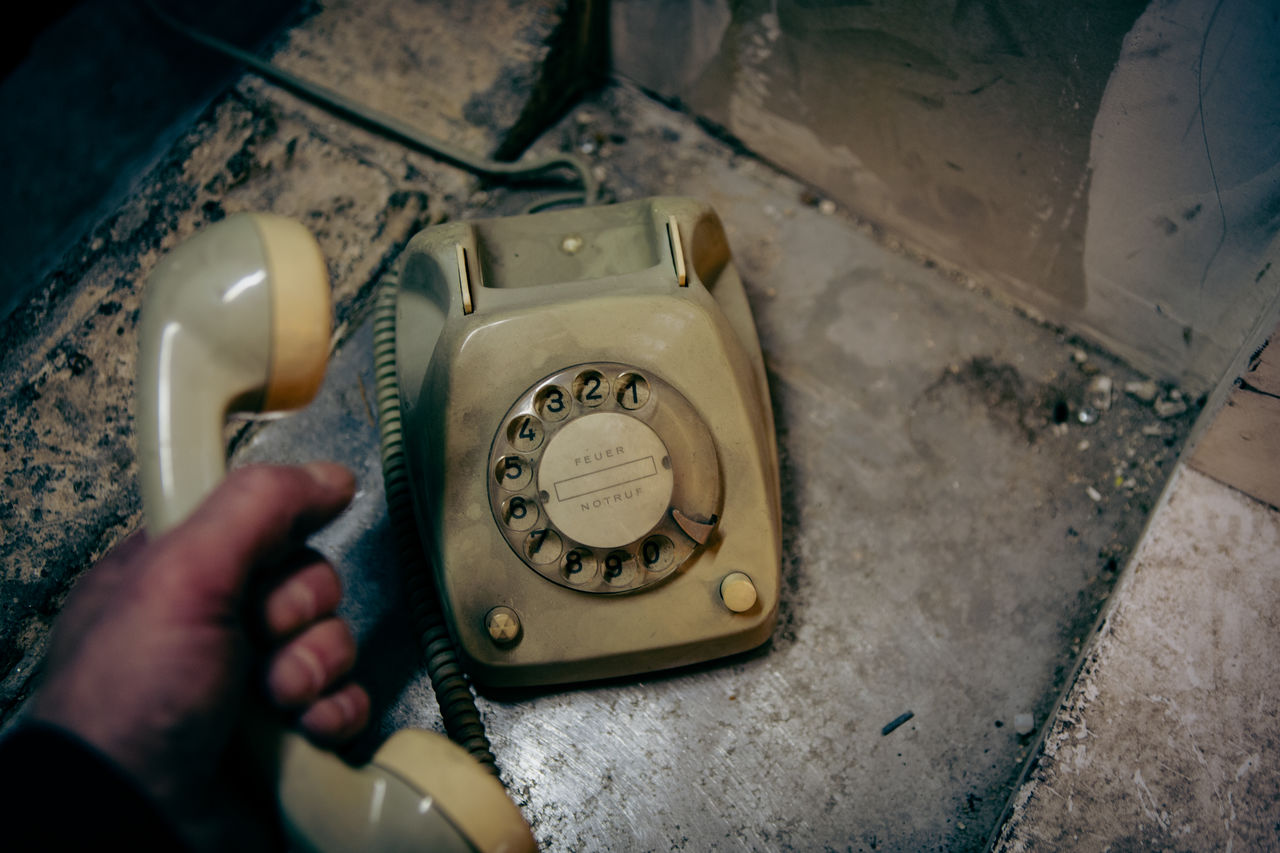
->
[11, 2, 1272, 851]
[995, 466, 1280, 851]
[236, 83, 1191, 851]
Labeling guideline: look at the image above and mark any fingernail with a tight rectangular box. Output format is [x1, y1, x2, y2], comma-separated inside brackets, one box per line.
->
[300, 691, 352, 734]
[271, 646, 325, 704]
[298, 701, 334, 734]
[330, 690, 357, 726]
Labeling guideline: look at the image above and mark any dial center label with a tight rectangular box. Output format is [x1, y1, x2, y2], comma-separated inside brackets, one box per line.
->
[539, 413, 674, 548]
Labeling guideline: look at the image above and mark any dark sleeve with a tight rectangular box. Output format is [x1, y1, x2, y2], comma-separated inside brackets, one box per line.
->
[0, 721, 189, 850]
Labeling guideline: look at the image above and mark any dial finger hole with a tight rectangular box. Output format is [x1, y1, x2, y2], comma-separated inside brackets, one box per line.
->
[617, 372, 650, 410]
[561, 548, 598, 585]
[495, 455, 533, 490]
[502, 495, 539, 531]
[640, 535, 675, 572]
[536, 384, 571, 421]
[507, 414, 544, 452]
[573, 369, 609, 407]
[524, 528, 563, 565]
[602, 550, 637, 587]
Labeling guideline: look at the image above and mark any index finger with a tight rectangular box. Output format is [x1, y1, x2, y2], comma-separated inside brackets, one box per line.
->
[155, 462, 355, 603]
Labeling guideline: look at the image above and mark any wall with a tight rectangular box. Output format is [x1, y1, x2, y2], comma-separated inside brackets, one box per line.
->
[0, 0, 302, 322]
[613, 0, 1280, 392]
[1083, 0, 1280, 391]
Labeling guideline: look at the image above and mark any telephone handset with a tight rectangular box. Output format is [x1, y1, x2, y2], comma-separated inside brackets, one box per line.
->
[393, 196, 781, 686]
[136, 213, 535, 852]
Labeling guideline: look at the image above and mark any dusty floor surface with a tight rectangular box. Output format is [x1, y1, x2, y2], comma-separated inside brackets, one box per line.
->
[236, 83, 1196, 851]
[0, 3, 1205, 848]
[994, 466, 1280, 851]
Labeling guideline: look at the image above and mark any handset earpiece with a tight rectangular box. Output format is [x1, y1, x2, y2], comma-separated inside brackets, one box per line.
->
[137, 212, 329, 531]
[137, 213, 535, 853]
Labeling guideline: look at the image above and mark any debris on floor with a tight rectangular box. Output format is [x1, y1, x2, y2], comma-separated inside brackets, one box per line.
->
[882, 711, 916, 736]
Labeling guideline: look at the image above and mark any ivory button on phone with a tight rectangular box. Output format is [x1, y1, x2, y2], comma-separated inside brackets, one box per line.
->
[720, 572, 759, 613]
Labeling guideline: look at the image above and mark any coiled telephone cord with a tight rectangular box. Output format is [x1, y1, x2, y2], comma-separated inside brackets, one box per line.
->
[373, 274, 499, 776]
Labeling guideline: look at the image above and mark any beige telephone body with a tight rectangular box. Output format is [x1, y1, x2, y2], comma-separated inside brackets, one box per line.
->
[393, 196, 782, 687]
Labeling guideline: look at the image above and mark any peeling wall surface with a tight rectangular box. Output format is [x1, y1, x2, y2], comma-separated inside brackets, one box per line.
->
[613, 0, 1280, 392]
[1083, 0, 1280, 392]
[994, 466, 1280, 851]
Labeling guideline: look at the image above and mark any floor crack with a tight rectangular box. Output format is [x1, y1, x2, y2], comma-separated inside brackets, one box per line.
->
[1237, 379, 1280, 402]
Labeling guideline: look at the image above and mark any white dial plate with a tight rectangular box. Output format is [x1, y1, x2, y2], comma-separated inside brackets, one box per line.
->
[538, 412, 675, 548]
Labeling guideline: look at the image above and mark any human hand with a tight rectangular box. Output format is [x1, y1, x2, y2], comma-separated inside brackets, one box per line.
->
[27, 462, 369, 849]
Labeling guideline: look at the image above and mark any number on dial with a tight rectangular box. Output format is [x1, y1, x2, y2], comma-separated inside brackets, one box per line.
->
[507, 415, 544, 452]
[537, 385, 570, 421]
[496, 456, 532, 490]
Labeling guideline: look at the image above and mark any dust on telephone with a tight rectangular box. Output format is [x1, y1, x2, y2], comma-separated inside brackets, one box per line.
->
[135, 195, 780, 851]
[127, 8, 781, 850]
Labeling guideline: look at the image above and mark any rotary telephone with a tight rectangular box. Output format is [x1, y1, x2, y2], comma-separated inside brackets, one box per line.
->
[136, 196, 780, 850]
